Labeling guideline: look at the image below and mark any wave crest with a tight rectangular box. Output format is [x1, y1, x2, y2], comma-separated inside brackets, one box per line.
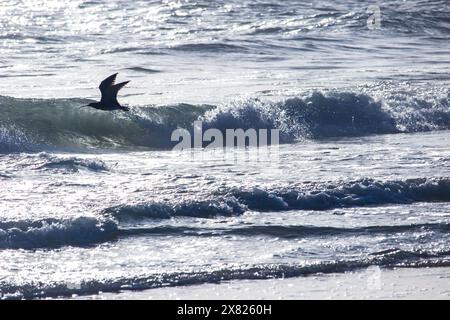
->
[103, 197, 246, 220]
[1, 88, 449, 152]
[225, 178, 450, 211]
[0, 217, 118, 249]
[102, 178, 450, 221]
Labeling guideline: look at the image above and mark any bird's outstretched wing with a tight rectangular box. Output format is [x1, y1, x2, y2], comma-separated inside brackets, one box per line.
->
[99, 73, 130, 108]
[99, 73, 118, 94]
[111, 81, 130, 95]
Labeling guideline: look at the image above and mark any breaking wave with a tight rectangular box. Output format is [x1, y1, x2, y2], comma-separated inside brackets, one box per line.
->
[1, 88, 449, 153]
[103, 197, 246, 220]
[102, 178, 450, 220]
[0, 217, 118, 250]
[225, 177, 450, 211]
[13, 152, 109, 173]
[2, 177, 448, 250]
[2, 217, 448, 251]
[2, 247, 449, 299]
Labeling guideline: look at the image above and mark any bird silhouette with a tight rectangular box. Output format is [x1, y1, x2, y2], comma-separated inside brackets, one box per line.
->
[83, 73, 130, 111]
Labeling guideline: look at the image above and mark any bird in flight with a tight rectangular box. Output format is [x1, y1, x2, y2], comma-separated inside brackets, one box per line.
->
[83, 73, 130, 111]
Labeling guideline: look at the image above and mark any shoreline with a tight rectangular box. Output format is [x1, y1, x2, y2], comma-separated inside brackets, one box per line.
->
[75, 266, 450, 300]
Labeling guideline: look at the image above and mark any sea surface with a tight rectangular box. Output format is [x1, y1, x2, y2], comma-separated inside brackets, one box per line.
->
[0, 0, 449, 299]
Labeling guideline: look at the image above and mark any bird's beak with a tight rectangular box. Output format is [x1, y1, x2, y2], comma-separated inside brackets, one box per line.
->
[79, 105, 88, 109]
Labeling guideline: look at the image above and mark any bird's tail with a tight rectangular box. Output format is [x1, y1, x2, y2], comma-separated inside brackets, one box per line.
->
[120, 106, 130, 112]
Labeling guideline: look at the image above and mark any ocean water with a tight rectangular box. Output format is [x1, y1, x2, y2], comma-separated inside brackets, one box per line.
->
[0, 0, 450, 299]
